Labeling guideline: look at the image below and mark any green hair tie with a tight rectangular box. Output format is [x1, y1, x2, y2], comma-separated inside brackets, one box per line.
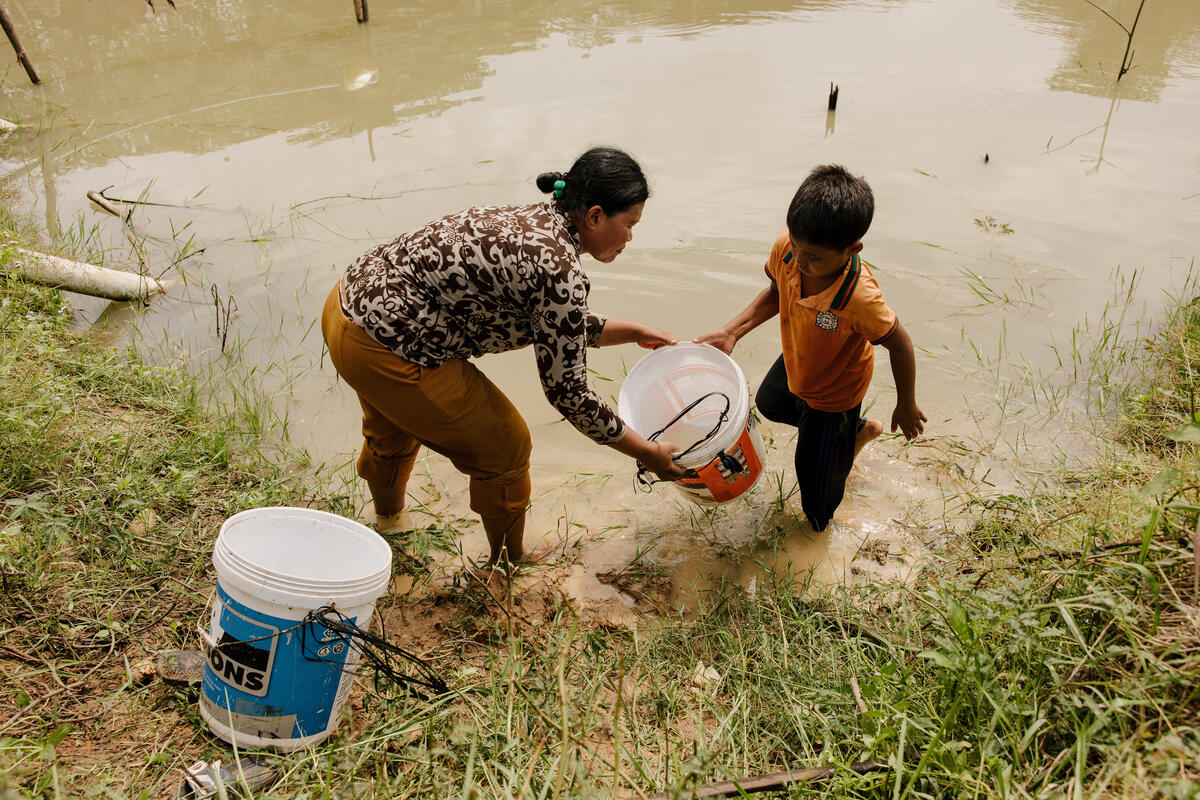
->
[553, 179, 565, 198]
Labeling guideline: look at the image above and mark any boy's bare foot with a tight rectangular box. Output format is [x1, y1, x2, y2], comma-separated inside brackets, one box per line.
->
[854, 419, 883, 457]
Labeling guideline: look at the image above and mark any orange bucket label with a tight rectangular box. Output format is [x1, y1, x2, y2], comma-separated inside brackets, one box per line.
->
[690, 424, 763, 503]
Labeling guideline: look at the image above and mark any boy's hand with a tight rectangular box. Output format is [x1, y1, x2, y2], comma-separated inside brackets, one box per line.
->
[694, 328, 736, 355]
[890, 401, 927, 440]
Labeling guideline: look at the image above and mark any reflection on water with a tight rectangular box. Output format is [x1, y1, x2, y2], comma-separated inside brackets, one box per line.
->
[2, 0, 865, 166]
[1010, 0, 1200, 100]
[2, 0, 1200, 606]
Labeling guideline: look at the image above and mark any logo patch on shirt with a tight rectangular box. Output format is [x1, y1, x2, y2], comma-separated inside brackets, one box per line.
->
[815, 310, 839, 331]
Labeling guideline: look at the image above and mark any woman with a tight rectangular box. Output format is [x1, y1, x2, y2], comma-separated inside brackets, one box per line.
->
[322, 146, 685, 564]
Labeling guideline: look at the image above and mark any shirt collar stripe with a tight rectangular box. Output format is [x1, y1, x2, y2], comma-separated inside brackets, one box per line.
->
[830, 253, 861, 311]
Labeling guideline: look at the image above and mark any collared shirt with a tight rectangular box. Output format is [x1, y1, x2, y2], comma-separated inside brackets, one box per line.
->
[765, 232, 898, 412]
[340, 201, 624, 444]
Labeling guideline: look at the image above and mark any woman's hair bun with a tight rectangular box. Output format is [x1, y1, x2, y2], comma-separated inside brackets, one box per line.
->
[536, 171, 565, 194]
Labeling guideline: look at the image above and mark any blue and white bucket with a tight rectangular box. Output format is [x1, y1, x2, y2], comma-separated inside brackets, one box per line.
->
[198, 507, 392, 751]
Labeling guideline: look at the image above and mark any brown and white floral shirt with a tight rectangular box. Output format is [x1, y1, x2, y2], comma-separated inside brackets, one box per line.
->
[340, 201, 625, 444]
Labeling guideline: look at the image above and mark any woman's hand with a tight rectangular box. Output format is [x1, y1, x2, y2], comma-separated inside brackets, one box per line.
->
[694, 327, 736, 355]
[636, 324, 678, 350]
[596, 318, 678, 348]
[641, 439, 686, 482]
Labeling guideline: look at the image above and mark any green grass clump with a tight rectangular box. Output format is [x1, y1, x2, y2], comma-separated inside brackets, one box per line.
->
[1, 197, 1197, 797]
[0, 238, 344, 795]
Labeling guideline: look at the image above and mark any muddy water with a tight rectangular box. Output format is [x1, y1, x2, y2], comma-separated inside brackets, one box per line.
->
[3, 0, 1199, 603]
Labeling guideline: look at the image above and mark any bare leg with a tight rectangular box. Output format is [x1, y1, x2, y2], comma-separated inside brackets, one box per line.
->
[854, 419, 883, 458]
[482, 510, 527, 564]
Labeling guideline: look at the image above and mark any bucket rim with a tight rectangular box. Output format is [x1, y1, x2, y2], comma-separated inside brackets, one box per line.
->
[214, 507, 392, 607]
[617, 342, 750, 466]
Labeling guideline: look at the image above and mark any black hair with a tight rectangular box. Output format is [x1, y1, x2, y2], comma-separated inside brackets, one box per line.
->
[536, 146, 649, 217]
[785, 164, 874, 250]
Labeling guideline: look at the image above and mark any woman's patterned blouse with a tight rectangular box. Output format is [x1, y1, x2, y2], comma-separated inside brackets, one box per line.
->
[340, 200, 625, 444]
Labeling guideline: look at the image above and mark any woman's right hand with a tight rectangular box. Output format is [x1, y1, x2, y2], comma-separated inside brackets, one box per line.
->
[642, 439, 687, 482]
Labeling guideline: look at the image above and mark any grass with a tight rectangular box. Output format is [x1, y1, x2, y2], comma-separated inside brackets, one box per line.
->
[0, 193, 1198, 797]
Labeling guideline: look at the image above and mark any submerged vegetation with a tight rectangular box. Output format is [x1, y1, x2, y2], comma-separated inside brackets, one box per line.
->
[1, 198, 1198, 798]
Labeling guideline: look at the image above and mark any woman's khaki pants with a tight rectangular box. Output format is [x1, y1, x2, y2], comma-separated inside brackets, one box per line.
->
[320, 286, 531, 518]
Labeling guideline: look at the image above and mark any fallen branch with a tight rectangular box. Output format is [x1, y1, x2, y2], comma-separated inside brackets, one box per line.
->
[621, 761, 886, 799]
[87, 190, 124, 220]
[86, 190, 154, 275]
[4, 248, 165, 301]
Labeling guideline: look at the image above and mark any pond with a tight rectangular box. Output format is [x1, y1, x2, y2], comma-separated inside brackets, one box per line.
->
[2, 0, 1198, 604]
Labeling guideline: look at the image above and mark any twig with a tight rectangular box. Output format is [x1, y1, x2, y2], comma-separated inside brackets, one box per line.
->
[1193, 516, 1199, 600]
[211, 283, 237, 353]
[98, 188, 198, 210]
[0, 636, 118, 735]
[1082, 0, 1148, 79]
[621, 762, 887, 799]
[88, 189, 152, 276]
[87, 190, 124, 219]
[849, 674, 868, 714]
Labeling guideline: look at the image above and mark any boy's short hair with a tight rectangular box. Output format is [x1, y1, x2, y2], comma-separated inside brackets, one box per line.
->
[786, 164, 874, 250]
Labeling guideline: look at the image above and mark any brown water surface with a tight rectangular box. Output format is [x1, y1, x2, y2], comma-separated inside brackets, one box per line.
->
[3, 0, 1199, 601]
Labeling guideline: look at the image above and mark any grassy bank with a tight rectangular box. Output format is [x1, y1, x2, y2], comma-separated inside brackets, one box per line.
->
[1, 204, 1197, 798]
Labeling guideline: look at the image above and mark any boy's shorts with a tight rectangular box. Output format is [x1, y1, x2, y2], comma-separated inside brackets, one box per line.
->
[755, 355, 862, 532]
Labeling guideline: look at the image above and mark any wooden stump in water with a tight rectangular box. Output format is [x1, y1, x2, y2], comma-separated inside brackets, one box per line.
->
[0, 4, 40, 85]
[827, 82, 839, 111]
[353, 0, 369, 23]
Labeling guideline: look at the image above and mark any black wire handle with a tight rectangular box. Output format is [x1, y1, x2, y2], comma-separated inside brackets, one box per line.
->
[302, 606, 449, 701]
[634, 391, 732, 493]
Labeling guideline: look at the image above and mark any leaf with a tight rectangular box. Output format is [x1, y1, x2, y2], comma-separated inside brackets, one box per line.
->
[1166, 421, 1200, 442]
[1139, 468, 1183, 497]
[44, 725, 71, 747]
[947, 601, 971, 641]
[919, 650, 955, 669]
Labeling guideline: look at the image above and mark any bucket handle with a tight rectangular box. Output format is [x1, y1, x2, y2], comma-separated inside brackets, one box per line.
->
[634, 391, 731, 493]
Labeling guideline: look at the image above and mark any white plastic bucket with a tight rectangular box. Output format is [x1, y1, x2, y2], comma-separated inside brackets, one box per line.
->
[198, 507, 392, 751]
[618, 343, 766, 505]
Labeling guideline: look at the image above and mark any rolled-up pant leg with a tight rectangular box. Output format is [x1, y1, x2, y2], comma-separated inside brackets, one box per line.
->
[320, 286, 531, 518]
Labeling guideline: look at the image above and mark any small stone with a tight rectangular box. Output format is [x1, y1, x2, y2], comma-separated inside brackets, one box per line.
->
[156, 649, 205, 684]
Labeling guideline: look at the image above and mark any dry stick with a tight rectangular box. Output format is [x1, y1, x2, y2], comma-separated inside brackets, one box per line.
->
[1082, 0, 1147, 80]
[88, 189, 152, 276]
[0, 636, 118, 735]
[611, 655, 626, 800]
[622, 761, 886, 800]
[849, 673, 868, 714]
[512, 680, 650, 800]
[1193, 517, 1199, 600]
[87, 189, 123, 219]
[98, 188, 205, 210]
[0, 5, 40, 85]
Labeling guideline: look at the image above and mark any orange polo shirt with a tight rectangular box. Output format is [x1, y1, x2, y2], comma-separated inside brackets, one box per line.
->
[765, 232, 898, 412]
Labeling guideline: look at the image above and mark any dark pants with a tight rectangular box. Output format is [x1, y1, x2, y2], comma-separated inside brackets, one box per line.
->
[755, 355, 862, 532]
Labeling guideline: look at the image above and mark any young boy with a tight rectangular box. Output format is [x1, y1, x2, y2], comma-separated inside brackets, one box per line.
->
[697, 164, 925, 531]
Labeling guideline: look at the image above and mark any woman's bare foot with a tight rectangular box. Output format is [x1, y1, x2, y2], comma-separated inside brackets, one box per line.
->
[489, 544, 557, 570]
[854, 419, 883, 457]
[375, 511, 406, 534]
